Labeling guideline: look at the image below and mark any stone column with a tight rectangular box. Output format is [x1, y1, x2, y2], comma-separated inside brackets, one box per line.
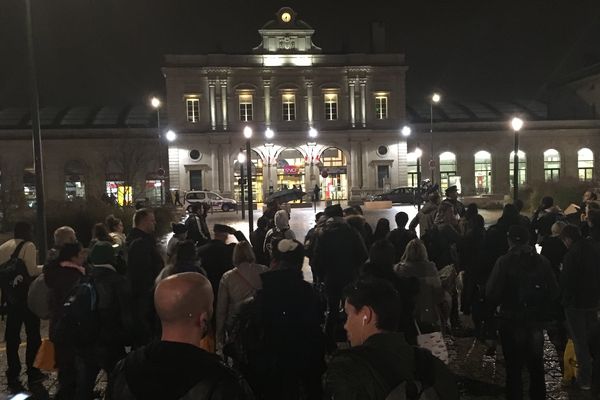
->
[360, 78, 367, 128]
[349, 79, 356, 128]
[220, 79, 228, 131]
[306, 79, 314, 126]
[209, 80, 217, 131]
[263, 79, 271, 127]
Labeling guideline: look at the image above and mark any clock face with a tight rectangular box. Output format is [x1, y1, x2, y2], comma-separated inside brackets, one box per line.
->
[281, 12, 291, 22]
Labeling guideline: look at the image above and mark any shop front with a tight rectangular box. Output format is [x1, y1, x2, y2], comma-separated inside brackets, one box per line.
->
[319, 147, 348, 200]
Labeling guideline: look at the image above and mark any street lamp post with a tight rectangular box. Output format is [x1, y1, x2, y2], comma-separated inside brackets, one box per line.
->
[238, 151, 246, 219]
[151, 97, 164, 204]
[265, 128, 275, 196]
[430, 93, 441, 183]
[511, 117, 524, 201]
[244, 126, 254, 233]
[308, 127, 318, 207]
[25, 0, 47, 260]
[415, 147, 423, 211]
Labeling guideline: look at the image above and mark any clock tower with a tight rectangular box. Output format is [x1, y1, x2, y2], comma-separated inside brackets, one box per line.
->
[253, 7, 322, 53]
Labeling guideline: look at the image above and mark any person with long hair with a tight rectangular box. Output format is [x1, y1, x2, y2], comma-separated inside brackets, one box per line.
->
[371, 218, 390, 245]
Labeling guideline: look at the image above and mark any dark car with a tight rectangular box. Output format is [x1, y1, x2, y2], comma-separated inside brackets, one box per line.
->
[371, 187, 417, 204]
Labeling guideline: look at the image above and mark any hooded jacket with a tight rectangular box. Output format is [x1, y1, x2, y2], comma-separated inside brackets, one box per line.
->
[561, 238, 600, 309]
[108, 341, 252, 400]
[126, 228, 164, 298]
[313, 217, 368, 287]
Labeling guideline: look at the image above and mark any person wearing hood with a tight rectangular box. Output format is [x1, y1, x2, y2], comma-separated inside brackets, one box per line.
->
[441, 185, 465, 219]
[263, 209, 296, 264]
[313, 204, 368, 344]
[108, 272, 252, 400]
[166, 222, 188, 263]
[409, 191, 441, 237]
[486, 225, 559, 400]
[126, 208, 164, 346]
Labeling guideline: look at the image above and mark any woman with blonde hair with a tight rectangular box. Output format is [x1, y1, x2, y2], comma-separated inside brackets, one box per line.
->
[216, 241, 268, 353]
[395, 238, 444, 332]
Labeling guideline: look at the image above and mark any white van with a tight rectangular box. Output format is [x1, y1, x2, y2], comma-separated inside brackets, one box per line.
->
[183, 191, 237, 212]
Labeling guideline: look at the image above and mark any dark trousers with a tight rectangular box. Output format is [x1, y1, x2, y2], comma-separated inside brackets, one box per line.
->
[564, 307, 599, 387]
[74, 346, 125, 400]
[324, 285, 344, 343]
[54, 342, 76, 400]
[5, 303, 41, 383]
[546, 319, 568, 373]
[499, 323, 546, 400]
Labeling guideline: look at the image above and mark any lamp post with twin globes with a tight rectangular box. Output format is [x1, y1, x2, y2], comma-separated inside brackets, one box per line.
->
[511, 117, 524, 201]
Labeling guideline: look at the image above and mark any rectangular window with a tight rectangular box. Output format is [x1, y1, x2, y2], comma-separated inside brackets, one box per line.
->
[282, 94, 296, 121]
[239, 94, 253, 122]
[186, 97, 200, 123]
[377, 165, 390, 189]
[375, 96, 388, 119]
[324, 93, 338, 120]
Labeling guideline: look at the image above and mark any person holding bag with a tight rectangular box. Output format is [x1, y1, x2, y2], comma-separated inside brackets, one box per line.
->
[0, 222, 45, 393]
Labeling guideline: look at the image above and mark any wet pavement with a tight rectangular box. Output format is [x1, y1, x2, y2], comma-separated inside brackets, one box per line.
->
[0, 204, 596, 398]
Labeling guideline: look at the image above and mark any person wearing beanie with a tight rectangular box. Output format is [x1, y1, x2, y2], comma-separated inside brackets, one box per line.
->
[263, 210, 296, 265]
[167, 223, 188, 263]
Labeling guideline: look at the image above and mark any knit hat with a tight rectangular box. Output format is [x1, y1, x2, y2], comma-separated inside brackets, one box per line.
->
[445, 185, 458, 195]
[89, 241, 116, 265]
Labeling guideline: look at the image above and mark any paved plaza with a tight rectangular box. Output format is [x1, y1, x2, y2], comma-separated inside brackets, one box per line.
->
[0, 204, 595, 399]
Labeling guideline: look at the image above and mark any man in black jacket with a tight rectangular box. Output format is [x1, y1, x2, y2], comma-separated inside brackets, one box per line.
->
[197, 224, 236, 300]
[126, 208, 164, 346]
[313, 204, 368, 344]
[486, 225, 559, 400]
[559, 224, 600, 391]
[185, 203, 211, 247]
[324, 278, 458, 400]
[387, 211, 417, 263]
[109, 272, 252, 400]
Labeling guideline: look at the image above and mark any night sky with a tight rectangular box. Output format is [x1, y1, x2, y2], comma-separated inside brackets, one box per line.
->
[1, 0, 599, 107]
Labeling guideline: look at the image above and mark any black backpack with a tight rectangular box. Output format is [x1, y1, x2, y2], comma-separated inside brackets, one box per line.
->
[0, 241, 32, 304]
[504, 251, 550, 321]
[421, 226, 444, 268]
[53, 275, 100, 346]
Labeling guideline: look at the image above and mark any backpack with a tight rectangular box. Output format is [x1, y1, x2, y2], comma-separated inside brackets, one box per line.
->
[0, 241, 32, 304]
[264, 228, 288, 258]
[503, 251, 550, 321]
[53, 275, 100, 345]
[27, 273, 51, 319]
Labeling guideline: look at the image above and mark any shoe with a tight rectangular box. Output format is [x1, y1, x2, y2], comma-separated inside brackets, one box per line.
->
[7, 380, 27, 394]
[28, 369, 48, 385]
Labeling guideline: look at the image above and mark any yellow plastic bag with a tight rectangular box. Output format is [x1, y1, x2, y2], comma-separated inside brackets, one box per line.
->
[34, 339, 56, 372]
[563, 339, 577, 384]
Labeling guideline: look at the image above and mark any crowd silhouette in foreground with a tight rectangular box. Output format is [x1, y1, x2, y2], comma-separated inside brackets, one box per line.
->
[0, 185, 598, 399]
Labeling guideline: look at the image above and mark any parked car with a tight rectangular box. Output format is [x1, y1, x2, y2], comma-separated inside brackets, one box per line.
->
[371, 187, 417, 204]
[184, 190, 237, 212]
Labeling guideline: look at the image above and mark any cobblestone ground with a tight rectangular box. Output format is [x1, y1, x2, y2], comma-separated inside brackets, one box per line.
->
[0, 205, 595, 398]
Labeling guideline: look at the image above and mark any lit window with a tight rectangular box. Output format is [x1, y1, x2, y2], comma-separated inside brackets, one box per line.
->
[544, 149, 560, 182]
[239, 94, 253, 122]
[324, 93, 338, 120]
[375, 95, 388, 119]
[578, 148, 594, 181]
[282, 94, 296, 121]
[185, 97, 200, 123]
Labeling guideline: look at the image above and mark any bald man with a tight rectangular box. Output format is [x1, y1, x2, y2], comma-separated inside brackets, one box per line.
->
[109, 273, 252, 400]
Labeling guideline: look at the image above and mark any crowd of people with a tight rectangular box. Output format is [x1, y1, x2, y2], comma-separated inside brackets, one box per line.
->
[0, 185, 598, 399]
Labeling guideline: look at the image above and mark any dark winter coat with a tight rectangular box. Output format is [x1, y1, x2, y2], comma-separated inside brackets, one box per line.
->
[108, 341, 252, 400]
[486, 244, 559, 322]
[386, 228, 417, 263]
[561, 238, 600, 309]
[313, 217, 368, 288]
[250, 227, 269, 266]
[197, 240, 235, 297]
[185, 213, 211, 247]
[43, 260, 85, 342]
[324, 332, 459, 400]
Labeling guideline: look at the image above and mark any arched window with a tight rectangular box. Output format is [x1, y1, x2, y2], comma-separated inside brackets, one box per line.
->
[544, 149, 560, 182]
[509, 150, 526, 187]
[320, 147, 348, 200]
[474, 151, 492, 194]
[578, 148, 594, 181]
[439, 152, 457, 193]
